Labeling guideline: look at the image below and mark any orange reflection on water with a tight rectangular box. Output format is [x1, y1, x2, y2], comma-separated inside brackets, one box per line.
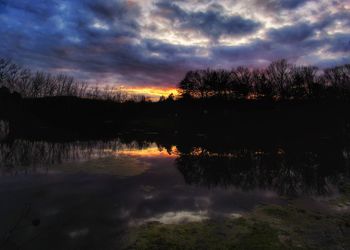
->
[116, 145, 179, 158]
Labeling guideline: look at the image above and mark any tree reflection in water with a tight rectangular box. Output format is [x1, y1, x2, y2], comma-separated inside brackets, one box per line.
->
[1, 138, 349, 196]
[0, 140, 154, 175]
[176, 144, 350, 196]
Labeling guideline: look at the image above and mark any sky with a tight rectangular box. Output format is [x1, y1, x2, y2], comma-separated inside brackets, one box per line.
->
[0, 0, 349, 97]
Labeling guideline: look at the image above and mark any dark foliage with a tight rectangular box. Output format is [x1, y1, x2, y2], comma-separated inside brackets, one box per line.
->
[179, 59, 350, 101]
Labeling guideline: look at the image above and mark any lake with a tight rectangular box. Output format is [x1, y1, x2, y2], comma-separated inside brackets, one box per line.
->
[0, 137, 349, 249]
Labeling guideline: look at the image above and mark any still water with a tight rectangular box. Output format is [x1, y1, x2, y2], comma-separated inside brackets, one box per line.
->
[0, 138, 348, 249]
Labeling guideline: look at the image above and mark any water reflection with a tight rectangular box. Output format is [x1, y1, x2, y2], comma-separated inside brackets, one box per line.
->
[1, 138, 349, 249]
[115, 144, 178, 159]
[0, 172, 283, 250]
[0, 139, 349, 195]
[0, 120, 9, 141]
[0, 140, 167, 175]
[176, 145, 350, 196]
[130, 210, 210, 226]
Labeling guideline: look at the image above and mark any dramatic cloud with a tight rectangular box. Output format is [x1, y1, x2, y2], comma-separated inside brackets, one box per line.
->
[268, 22, 316, 43]
[155, 1, 260, 40]
[0, 0, 349, 90]
[253, 0, 310, 12]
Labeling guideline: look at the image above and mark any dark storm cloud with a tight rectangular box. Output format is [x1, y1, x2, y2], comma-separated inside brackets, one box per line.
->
[0, 0, 60, 19]
[212, 30, 350, 68]
[144, 39, 199, 57]
[87, 1, 128, 21]
[77, 40, 201, 85]
[0, 0, 143, 79]
[211, 39, 291, 67]
[0, 0, 349, 87]
[86, 0, 140, 30]
[0, 0, 211, 86]
[327, 34, 350, 53]
[155, 2, 261, 40]
[280, 0, 309, 9]
[268, 22, 316, 43]
[264, 10, 350, 55]
[253, 0, 310, 12]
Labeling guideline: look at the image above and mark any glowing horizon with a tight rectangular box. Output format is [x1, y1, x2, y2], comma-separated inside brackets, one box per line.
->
[120, 86, 180, 101]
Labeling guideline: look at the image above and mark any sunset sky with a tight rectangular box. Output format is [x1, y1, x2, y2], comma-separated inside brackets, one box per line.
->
[1, 0, 349, 97]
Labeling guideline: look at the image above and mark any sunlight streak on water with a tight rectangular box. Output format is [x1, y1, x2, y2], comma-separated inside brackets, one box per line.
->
[115, 144, 179, 158]
[0, 141, 179, 175]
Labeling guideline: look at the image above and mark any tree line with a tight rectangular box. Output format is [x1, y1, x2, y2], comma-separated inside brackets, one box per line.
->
[0, 58, 148, 102]
[2, 57, 350, 102]
[179, 59, 350, 100]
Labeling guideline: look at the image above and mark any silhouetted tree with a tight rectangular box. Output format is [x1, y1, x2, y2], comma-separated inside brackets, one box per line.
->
[324, 64, 350, 99]
[288, 66, 318, 99]
[166, 93, 175, 102]
[179, 70, 205, 98]
[178, 60, 350, 101]
[266, 59, 291, 100]
[252, 68, 275, 100]
[0, 58, 144, 102]
[231, 66, 252, 99]
[207, 69, 231, 99]
[158, 95, 166, 102]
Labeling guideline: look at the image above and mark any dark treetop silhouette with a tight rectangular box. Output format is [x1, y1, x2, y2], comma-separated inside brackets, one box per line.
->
[0, 58, 350, 140]
[179, 59, 350, 101]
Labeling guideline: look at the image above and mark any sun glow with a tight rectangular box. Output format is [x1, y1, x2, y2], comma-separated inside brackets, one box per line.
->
[121, 86, 180, 101]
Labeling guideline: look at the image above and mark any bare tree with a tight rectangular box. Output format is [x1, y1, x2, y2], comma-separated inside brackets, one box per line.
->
[252, 68, 275, 100]
[231, 66, 252, 99]
[266, 59, 291, 100]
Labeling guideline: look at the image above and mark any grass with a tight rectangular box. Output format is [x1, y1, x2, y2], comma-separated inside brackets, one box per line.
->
[126, 219, 283, 250]
[124, 202, 350, 250]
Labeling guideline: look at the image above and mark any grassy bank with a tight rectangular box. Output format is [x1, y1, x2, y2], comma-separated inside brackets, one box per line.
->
[125, 187, 350, 250]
